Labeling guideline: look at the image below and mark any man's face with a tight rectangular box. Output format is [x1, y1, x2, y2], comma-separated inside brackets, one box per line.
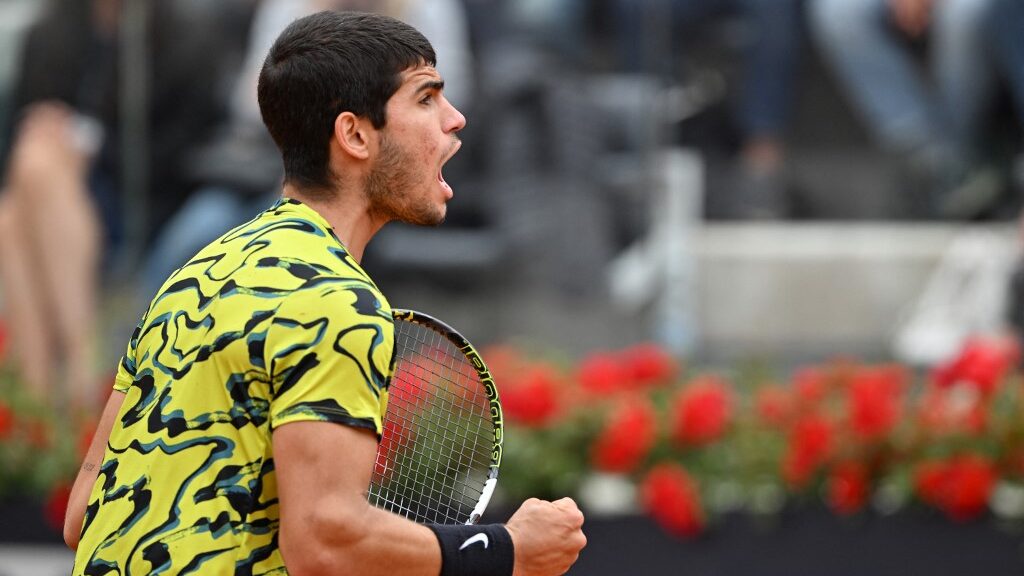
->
[366, 64, 466, 226]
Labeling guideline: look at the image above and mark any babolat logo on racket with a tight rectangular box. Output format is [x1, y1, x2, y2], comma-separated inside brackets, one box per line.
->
[481, 377, 503, 466]
[464, 347, 487, 373]
[464, 344, 504, 467]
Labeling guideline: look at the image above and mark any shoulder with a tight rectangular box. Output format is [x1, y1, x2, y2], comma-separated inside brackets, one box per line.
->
[271, 279, 393, 333]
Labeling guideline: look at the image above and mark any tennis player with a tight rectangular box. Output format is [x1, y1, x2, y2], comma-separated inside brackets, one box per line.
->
[64, 11, 585, 576]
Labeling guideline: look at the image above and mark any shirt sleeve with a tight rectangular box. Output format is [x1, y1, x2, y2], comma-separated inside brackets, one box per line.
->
[265, 283, 394, 436]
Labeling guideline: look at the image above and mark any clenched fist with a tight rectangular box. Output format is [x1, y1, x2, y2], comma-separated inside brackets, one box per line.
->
[505, 497, 587, 576]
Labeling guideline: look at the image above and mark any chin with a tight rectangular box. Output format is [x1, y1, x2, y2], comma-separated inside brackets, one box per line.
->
[402, 205, 446, 227]
[425, 199, 447, 226]
[426, 210, 447, 227]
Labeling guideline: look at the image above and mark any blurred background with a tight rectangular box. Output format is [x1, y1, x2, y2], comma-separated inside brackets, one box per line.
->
[3, 0, 1024, 573]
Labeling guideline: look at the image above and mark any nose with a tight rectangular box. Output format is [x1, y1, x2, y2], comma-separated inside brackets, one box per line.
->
[444, 98, 466, 133]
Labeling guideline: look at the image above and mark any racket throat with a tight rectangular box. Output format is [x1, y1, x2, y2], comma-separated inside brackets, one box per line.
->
[468, 477, 498, 525]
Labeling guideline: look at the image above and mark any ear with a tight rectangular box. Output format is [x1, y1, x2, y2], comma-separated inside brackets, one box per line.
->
[332, 111, 373, 160]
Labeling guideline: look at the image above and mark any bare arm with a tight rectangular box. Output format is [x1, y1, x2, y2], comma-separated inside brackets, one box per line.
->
[274, 421, 587, 576]
[64, 389, 126, 550]
[273, 420, 443, 576]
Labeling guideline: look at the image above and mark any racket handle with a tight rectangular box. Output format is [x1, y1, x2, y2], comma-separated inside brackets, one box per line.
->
[468, 478, 498, 525]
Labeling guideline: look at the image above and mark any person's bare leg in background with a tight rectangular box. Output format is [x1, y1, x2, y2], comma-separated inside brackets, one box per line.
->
[0, 103, 101, 410]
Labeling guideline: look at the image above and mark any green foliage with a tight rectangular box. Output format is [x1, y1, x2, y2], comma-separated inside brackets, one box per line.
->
[0, 369, 82, 499]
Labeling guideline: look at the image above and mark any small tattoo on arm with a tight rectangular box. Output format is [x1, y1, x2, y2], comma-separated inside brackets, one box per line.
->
[83, 462, 96, 472]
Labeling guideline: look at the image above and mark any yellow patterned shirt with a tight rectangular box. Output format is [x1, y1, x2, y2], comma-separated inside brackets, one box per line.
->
[73, 198, 394, 575]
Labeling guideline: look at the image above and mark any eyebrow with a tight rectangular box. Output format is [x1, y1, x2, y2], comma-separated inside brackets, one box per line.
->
[416, 79, 445, 94]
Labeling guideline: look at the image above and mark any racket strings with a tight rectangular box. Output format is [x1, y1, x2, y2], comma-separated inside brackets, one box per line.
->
[369, 318, 494, 524]
[377, 354, 486, 521]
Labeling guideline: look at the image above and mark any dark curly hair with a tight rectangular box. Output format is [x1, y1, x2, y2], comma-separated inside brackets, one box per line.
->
[257, 11, 435, 191]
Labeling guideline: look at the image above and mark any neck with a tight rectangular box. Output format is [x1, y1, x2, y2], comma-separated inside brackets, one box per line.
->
[281, 183, 386, 263]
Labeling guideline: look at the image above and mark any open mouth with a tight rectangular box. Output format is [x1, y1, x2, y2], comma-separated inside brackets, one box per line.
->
[438, 168, 452, 193]
[438, 138, 462, 194]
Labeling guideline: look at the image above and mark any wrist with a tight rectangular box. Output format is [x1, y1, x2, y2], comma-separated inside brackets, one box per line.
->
[428, 523, 514, 576]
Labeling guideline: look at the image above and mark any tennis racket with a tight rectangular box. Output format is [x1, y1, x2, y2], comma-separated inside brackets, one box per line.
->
[368, 309, 503, 525]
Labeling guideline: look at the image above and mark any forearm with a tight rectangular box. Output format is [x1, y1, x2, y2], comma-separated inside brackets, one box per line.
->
[64, 390, 125, 549]
[64, 463, 97, 550]
[282, 497, 442, 576]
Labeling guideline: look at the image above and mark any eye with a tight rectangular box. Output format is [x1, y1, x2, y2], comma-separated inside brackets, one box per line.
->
[419, 94, 433, 105]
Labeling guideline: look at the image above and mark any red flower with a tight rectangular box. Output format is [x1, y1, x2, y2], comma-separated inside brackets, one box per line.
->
[792, 367, 829, 408]
[827, 461, 869, 515]
[374, 417, 414, 480]
[575, 352, 631, 396]
[914, 459, 951, 506]
[917, 384, 988, 436]
[0, 402, 14, 440]
[782, 414, 834, 489]
[670, 376, 733, 446]
[591, 400, 657, 473]
[620, 343, 678, 389]
[913, 455, 997, 521]
[640, 463, 704, 537]
[387, 368, 431, 417]
[501, 365, 561, 427]
[44, 483, 72, 533]
[932, 336, 1020, 395]
[847, 367, 905, 441]
[944, 455, 997, 521]
[755, 384, 792, 428]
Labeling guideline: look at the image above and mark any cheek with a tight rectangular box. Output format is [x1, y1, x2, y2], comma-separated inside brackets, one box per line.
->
[419, 132, 440, 157]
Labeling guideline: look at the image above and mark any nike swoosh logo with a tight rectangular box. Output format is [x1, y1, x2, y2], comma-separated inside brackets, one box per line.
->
[459, 533, 489, 551]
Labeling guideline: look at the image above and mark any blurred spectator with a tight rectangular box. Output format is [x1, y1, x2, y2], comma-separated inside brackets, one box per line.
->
[143, 0, 477, 298]
[986, 0, 1024, 193]
[487, 0, 591, 67]
[614, 0, 804, 219]
[0, 0, 242, 410]
[988, 0, 1024, 346]
[0, 0, 120, 409]
[987, 0, 1024, 111]
[809, 0, 1002, 219]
